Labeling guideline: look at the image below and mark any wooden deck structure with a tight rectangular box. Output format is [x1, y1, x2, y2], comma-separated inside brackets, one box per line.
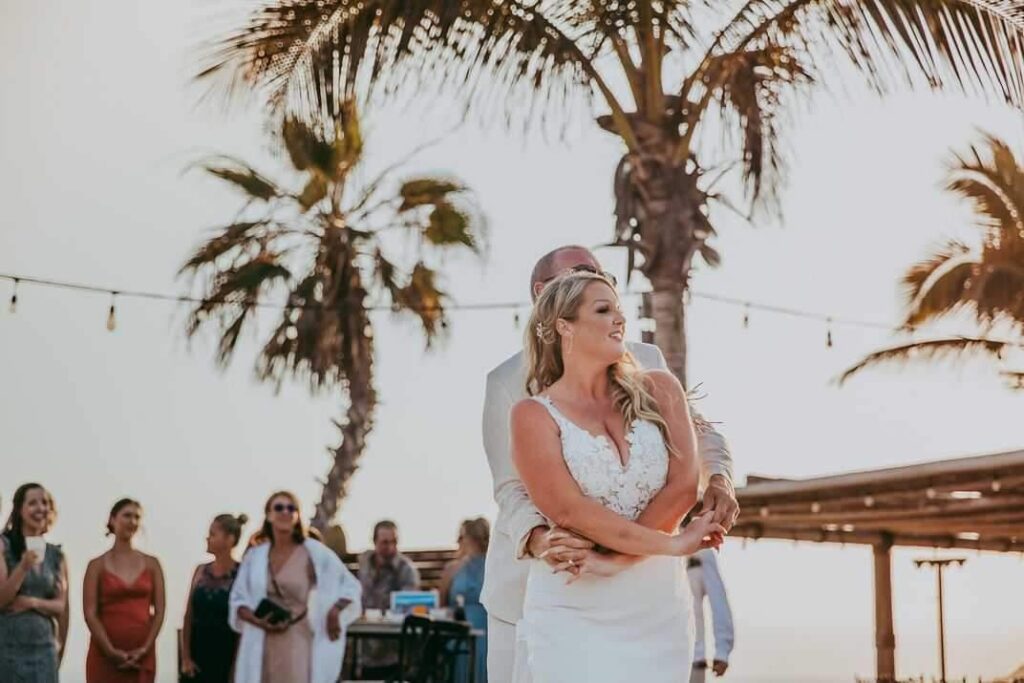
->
[730, 448, 1024, 682]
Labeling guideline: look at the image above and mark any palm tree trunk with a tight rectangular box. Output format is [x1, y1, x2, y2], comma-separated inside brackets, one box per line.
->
[312, 351, 376, 531]
[311, 237, 377, 531]
[650, 284, 689, 386]
[618, 125, 707, 388]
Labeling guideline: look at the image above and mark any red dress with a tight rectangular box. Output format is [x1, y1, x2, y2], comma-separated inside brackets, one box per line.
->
[86, 569, 157, 683]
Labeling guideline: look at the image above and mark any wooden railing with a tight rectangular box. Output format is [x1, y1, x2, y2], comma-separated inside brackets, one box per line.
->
[341, 548, 458, 591]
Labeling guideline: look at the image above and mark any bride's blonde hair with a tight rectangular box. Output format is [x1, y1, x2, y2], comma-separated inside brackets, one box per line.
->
[525, 271, 676, 455]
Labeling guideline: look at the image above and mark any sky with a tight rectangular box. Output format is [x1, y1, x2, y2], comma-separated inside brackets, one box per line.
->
[2, 1, 1024, 682]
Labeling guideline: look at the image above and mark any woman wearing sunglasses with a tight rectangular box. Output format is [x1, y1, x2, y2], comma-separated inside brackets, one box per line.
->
[229, 491, 361, 683]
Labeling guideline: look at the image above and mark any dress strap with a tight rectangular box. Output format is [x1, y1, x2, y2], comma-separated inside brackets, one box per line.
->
[529, 395, 570, 432]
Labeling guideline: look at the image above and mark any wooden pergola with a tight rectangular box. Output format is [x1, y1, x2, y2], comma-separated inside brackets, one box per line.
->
[730, 448, 1024, 682]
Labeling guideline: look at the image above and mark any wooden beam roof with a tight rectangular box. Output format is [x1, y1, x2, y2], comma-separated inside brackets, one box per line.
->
[731, 449, 1024, 552]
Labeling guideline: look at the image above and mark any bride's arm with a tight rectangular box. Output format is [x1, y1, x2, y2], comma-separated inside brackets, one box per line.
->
[511, 399, 703, 558]
[632, 370, 701, 534]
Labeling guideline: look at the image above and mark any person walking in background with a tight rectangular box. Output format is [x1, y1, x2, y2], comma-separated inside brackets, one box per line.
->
[0, 483, 69, 683]
[83, 498, 166, 683]
[356, 520, 420, 680]
[181, 513, 248, 682]
[688, 546, 734, 682]
[440, 517, 490, 683]
[229, 491, 360, 683]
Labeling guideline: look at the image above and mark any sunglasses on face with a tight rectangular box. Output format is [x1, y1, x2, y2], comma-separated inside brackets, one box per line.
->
[272, 503, 297, 514]
[544, 264, 618, 287]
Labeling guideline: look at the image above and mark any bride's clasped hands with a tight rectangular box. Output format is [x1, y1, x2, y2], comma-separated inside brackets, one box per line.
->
[543, 512, 727, 584]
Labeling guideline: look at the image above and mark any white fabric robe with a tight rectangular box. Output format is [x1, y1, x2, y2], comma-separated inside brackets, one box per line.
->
[229, 538, 362, 683]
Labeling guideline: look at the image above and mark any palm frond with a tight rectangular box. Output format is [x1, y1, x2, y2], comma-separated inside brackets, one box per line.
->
[297, 175, 329, 209]
[398, 178, 465, 210]
[901, 241, 975, 325]
[390, 261, 448, 345]
[702, 44, 813, 206]
[947, 133, 1024, 236]
[838, 335, 1015, 383]
[187, 253, 293, 365]
[178, 221, 272, 273]
[707, 0, 1024, 106]
[204, 160, 283, 201]
[1001, 369, 1024, 388]
[198, 0, 598, 129]
[765, 0, 1019, 100]
[282, 116, 336, 173]
[392, 176, 484, 251]
[969, 261, 1024, 322]
[699, 242, 723, 267]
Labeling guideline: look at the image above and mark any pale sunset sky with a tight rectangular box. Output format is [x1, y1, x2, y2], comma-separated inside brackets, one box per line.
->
[2, 2, 1024, 682]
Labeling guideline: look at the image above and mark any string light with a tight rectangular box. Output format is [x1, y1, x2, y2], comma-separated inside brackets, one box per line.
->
[8, 278, 17, 314]
[106, 292, 117, 332]
[810, 502, 821, 514]
[992, 477, 1002, 493]
[513, 311, 520, 329]
[0, 272, 901, 334]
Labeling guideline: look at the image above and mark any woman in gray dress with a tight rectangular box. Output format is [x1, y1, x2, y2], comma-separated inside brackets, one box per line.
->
[0, 483, 69, 683]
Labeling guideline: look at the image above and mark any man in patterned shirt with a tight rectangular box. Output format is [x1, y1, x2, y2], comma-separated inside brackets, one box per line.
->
[357, 520, 421, 678]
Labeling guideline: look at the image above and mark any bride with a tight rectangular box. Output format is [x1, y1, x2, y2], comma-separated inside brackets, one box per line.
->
[510, 270, 725, 683]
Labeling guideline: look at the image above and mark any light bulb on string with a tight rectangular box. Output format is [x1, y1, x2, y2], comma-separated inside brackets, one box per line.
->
[742, 304, 750, 329]
[8, 278, 18, 314]
[826, 318, 834, 348]
[106, 292, 118, 332]
[513, 311, 520, 329]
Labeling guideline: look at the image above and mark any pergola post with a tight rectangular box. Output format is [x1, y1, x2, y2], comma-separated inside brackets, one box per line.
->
[873, 535, 896, 682]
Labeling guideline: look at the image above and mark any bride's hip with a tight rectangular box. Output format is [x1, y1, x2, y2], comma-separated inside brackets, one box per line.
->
[524, 555, 690, 612]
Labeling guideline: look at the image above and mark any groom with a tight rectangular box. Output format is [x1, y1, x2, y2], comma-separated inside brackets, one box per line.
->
[480, 244, 739, 682]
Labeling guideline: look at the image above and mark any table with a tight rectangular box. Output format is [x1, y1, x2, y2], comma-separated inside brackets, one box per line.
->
[345, 618, 484, 683]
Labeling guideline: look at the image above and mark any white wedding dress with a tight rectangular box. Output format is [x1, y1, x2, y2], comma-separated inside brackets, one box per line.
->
[513, 395, 693, 683]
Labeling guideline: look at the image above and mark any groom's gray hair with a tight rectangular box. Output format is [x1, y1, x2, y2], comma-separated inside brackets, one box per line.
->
[529, 245, 594, 293]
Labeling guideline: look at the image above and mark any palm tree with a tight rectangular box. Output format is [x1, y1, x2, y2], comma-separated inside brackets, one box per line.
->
[197, 0, 1024, 387]
[841, 133, 1024, 387]
[181, 101, 483, 529]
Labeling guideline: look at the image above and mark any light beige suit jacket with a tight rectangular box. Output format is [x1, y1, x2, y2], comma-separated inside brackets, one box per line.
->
[480, 341, 733, 624]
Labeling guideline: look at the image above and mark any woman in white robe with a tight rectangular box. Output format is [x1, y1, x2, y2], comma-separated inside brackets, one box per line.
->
[229, 492, 361, 683]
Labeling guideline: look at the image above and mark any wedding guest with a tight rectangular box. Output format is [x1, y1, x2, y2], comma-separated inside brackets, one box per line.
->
[688, 547, 734, 682]
[84, 498, 166, 683]
[181, 514, 248, 682]
[440, 517, 490, 683]
[229, 491, 361, 683]
[0, 483, 68, 683]
[356, 520, 420, 679]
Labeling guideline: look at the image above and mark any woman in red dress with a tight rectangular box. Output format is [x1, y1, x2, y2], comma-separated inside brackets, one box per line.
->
[83, 499, 166, 683]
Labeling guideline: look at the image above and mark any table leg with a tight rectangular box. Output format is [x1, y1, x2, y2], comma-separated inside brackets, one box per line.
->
[468, 635, 477, 683]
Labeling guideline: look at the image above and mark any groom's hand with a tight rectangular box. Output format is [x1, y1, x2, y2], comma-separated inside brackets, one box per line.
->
[528, 526, 594, 568]
[702, 475, 739, 531]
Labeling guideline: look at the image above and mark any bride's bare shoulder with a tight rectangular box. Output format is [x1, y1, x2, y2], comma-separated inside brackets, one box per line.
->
[510, 397, 555, 429]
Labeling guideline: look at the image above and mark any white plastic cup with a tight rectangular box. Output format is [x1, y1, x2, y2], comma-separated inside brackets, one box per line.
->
[25, 536, 46, 565]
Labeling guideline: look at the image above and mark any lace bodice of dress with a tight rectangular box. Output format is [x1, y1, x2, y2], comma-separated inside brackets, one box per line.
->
[531, 395, 669, 520]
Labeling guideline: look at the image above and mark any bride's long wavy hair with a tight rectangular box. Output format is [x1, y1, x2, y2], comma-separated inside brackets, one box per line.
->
[524, 271, 676, 456]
